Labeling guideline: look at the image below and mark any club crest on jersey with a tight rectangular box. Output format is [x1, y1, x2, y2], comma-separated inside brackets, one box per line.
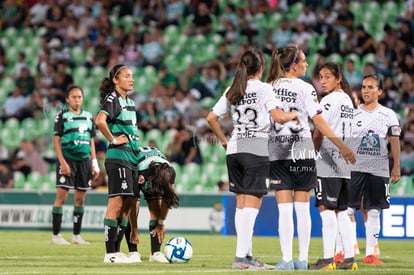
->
[138, 175, 145, 184]
[121, 180, 128, 190]
[360, 130, 380, 148]
[357, 130, 381, 156]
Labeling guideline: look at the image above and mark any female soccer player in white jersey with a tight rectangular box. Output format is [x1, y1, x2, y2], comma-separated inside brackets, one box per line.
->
[310, 62, 358, 270]
[266, 46, 356, 270]
[348, 75, 401, 265]
[207, 47, 300, 270]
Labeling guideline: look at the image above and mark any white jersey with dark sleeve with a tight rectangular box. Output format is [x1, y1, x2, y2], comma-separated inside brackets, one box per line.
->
[351, 104, 401, 177]
[316, 91, 354, 178]
[211, 79, 281, 156]
[268, 78, 322, 161]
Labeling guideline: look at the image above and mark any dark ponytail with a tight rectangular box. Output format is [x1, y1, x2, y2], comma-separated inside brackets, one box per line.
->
[266, 45, 300, 84]
[99, 64, 127, 106]
[147, 162, 179, 208]
[226, 48, 265, 105]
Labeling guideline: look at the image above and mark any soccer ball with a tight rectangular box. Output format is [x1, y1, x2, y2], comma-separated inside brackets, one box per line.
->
[164, 237, 193, 263]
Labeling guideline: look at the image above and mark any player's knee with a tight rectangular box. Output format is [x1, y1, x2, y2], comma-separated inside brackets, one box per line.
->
[346, 207, 355, 217]
[367, 209, 380, 219]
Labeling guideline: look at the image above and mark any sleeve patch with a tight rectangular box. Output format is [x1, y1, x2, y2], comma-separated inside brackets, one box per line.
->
[388, 125, 401, 136]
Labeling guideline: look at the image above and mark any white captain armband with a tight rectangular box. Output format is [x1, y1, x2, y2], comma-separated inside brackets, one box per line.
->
[388, 125, 401, 137]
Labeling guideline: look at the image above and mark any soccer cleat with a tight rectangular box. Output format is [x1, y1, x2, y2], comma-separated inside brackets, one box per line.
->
[337, 258, 358, 270]
[309, 258, 336, 270]
[374, 244, 380, 256]
[149, 251, 169, 263]
[354, 243, 360, 255]
[231, 257, 261, 270]
[363, 255, 383, 264]
[71, 235, 90, 245]
[104, 252, 135, 263]
[294, 259, 308, 270]
[128, 252, 142, 263]
[245, 256, 273, 270]
[334, 251, 344, 263]
[51, 234, 70, 245]
[274, 259, 294, 270]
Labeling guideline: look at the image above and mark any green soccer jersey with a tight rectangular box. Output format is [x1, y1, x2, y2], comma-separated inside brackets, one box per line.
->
[137, 146, 171, 194]
[99, 91, 140, 169]
[53, 108, 96, 160]
[137, 146, 170, 171]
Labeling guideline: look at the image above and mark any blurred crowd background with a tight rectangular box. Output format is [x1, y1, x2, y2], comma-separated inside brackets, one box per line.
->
[0, 0, 413, 193]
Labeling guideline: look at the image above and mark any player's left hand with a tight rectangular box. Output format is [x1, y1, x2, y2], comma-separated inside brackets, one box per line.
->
[340, 145, 356, 165]
[91, 159, 100, 180]
[130, 228, 139, 244]
[152, 225, 166, 244]
[390, 167, 401, 184]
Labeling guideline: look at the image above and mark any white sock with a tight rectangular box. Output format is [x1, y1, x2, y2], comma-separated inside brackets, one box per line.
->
[235, 207, 258, 258]
[278, 202, 293, 262]
[335, 231, 343, 253]
[347, 208, 358, 249]
[337, 211, 354, 259]
[235, 208, 254, 257]
[365, 209, 380, 256]
[235, 208, 242, 235]
[295, 201, 311, 262]
[234, 208, 243, 258]
[320, 210, 336, 259]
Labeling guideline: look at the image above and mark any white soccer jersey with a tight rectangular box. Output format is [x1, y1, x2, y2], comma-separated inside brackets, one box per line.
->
[211, 79, 281, 156]
[268, 78, 322, 161]
[351, 104, 400, 177]
[316, 91, 354, 178]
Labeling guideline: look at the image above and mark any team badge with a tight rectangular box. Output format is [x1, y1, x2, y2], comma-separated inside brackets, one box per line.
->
[138, 175, 145, 184]
[59, 176, 66, 183]
[121, 180, 128, 190]
[360, 130, 380, 149]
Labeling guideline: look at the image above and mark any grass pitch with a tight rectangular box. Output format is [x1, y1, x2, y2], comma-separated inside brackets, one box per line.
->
[0, 231, 413, 274]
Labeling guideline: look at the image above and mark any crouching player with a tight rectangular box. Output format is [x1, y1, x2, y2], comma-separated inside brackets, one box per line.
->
[127, 146, 180, 262]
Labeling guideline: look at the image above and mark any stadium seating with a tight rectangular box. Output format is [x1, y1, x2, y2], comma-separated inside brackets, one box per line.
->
[20, 117, 50, 140]
[12, 171, 26, 190]
[390, 175, 414, 196]
[1, 118, 22, 150]
[144, 128, 164, 148]
[0, 76, 15, 93]
[70, 46, 86, 67]
[162, 128, 178, 151]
